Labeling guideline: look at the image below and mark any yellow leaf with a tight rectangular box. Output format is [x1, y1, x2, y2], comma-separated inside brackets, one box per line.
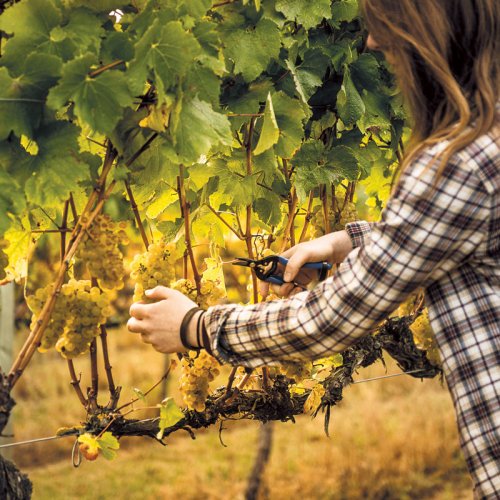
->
[304, 383, 325, 415]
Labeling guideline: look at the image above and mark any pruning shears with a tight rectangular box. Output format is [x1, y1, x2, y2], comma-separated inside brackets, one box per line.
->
[232, 255, 332, 286]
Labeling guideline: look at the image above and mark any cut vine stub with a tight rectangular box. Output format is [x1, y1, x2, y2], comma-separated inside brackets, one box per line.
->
[0, 370, 14, 435]
[0, 370, 33, 500]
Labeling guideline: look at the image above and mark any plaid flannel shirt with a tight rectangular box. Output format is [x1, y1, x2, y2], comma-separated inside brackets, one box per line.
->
[204, 131, 500, 498]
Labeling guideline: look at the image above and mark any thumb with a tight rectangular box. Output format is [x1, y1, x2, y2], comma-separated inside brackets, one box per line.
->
[283, 252, 310, 282]
[145, 286, 172, 300]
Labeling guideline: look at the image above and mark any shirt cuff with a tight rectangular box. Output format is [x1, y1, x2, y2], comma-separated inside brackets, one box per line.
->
[345, 220, 372, 248]
[203, 303, 249, 366]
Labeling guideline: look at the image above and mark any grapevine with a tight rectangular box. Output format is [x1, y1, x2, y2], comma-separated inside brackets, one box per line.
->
[0, 0, 423, 493]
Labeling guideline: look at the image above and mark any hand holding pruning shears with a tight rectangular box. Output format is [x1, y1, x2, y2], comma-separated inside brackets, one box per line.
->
[233, 231, 354, 298]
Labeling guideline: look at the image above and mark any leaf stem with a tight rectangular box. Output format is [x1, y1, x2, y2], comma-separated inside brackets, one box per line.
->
[205, 203, 243, 239]
[88, 60, 125, 78]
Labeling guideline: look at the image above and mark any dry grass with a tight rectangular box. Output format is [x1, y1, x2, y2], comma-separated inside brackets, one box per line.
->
[5, 326, 472, 499]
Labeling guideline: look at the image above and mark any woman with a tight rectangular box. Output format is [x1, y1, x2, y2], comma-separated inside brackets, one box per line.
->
[128, 0, 499, 497]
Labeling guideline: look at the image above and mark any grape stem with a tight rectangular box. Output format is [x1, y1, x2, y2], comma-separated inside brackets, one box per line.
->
[67, 360, 88, 408]
[299, 191, 314, 243]
[125, 179, 149, 249]
[245, 118, 259, 304]
[100, 326, 121, 410]
[177, 165, 201, 294]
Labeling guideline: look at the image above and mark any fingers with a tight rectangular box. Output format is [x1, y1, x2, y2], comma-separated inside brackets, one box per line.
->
[259, 281, 270, 299]
[127, 316, 147, 334]
[270, 282, 297, 297]
[129, 302, 149, 320]
[283, 251, 311, 283]
[144, 286, 172, 300]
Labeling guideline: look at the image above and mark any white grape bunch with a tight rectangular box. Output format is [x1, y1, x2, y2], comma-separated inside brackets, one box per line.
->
[171, 277, 225, 309]
[77, 214, 128, 290]
[130, 240, 176, 302]
[310, 198, 359, 237]
[179, 351, 220, 412]
[27, 279, 112, 358]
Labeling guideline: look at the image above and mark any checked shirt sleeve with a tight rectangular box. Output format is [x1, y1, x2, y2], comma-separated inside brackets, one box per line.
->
[345, 220, 372, 248]
[204, 150, 490, 369]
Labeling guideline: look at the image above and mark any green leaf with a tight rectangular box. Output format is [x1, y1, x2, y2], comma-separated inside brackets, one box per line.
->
[129, 20, 201, 99]
[286, 50, 327, 104]
[184, 63, 221, 107]
[254, 93, 279, 156]
[253, 195, 283, 226]
[23, 122, 93, 209]
[224, 19, 281, 82]
[337, 68, 365, 126]
[350, 53, 381, 92]
[176, 0, 211, 19]
[0, 0, 63, 73]
[172, 96, 232, 163]
[47, 53, 135, 135]
[0, 53, 62, 140]
[276, 0, 331, 29]
[331, 0, 359, 24]
[101, 32, 135, 64]
[96, 432, 120, 461]
[157, 397, 184, 440]
[272, 92, 307, 158]
[133, 387, 146, 402]
[53, 7, 104, 57]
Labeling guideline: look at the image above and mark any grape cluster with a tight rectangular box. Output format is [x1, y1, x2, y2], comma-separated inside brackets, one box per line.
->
[130, 240, 176, 302]
[27, 279, 112, 358]
[310, 199, 358, 237]
[279, 361, 313, 382]
[179, 351, 220, 412]
[171, 278, 225, 309]
[170, 278, 226, 309]
[77, 214, 128, 290]
[0, 238, 8, 281]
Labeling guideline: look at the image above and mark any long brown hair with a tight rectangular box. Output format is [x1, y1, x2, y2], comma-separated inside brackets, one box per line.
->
[360, 0, 500, 179]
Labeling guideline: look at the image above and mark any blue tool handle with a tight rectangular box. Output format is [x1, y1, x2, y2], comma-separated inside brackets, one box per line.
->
[276, 256, 332, 271]
[266, 275, 285, 285]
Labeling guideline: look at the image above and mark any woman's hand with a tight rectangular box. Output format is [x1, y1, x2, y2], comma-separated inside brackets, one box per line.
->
[127, 286, 200, 353]
[260, 230, 353, 298]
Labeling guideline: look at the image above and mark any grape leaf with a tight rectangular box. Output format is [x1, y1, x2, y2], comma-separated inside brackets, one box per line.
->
[47, 53, 135, 135]
[286, 50, 328, 104]
[272, 91, 307, 158]
[253, 93, 279, 156]
[0, 53, 62, 140]
[337, 68, 365, 126]
[253, 195, 283, 226]
[23, 122, 92, 209]
[171, 96, 232, 164]
[0, 0, 70, 74]
[276, 0, 331, 29]
[224, 19, 281, 82]
[128, 20, 201, 99]
[331, 0, 359, 24]
[303, 383, 325, 415]
[157, 397, 184, 439]
[96, 432, 120, 461]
